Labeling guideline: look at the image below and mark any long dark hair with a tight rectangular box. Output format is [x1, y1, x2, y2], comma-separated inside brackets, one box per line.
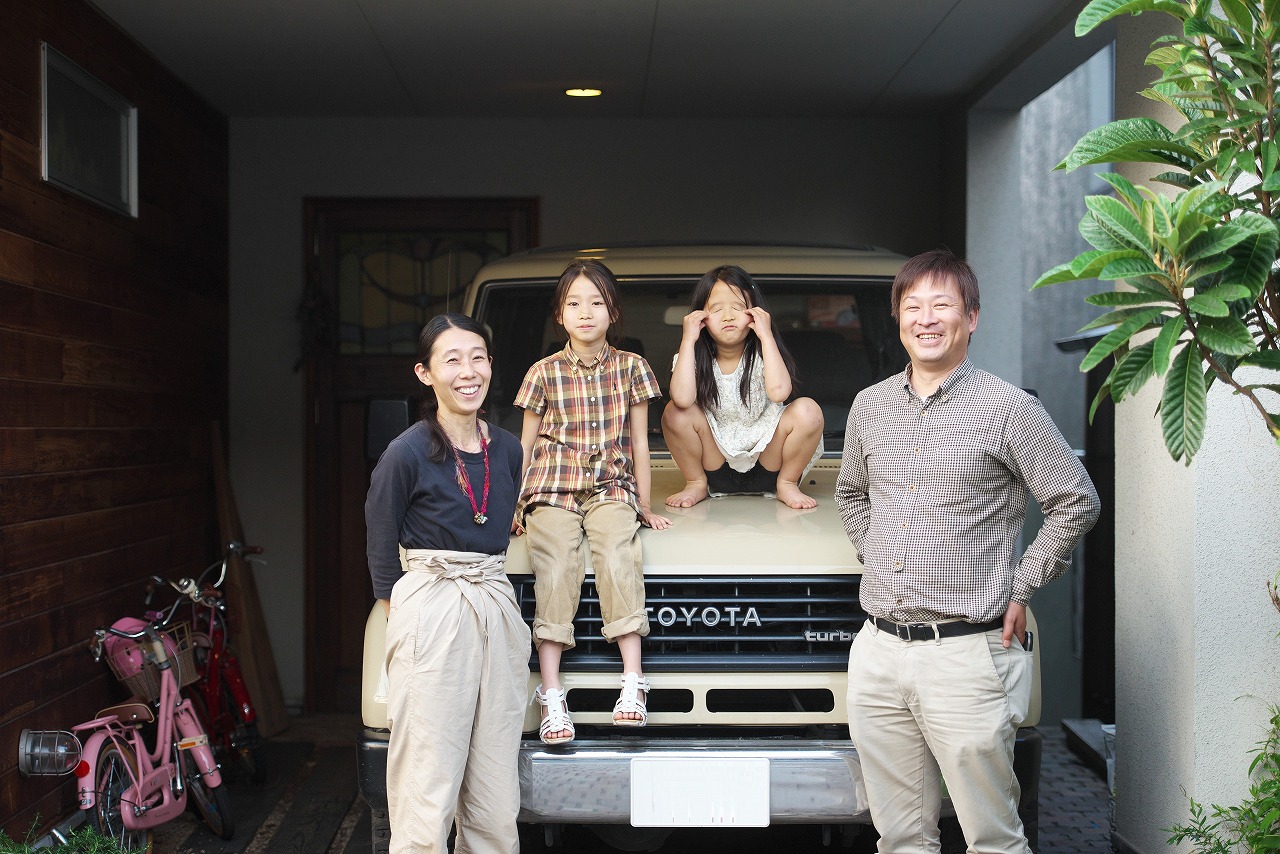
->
[691, 265, 798, 411]
[416, 312, 492, 463]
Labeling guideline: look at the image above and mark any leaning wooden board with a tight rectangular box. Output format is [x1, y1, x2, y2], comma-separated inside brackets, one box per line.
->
[211, 421, 289, 736]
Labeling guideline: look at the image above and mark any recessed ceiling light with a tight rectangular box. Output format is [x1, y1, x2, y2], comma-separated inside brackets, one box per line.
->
[565, 88, 602, 98]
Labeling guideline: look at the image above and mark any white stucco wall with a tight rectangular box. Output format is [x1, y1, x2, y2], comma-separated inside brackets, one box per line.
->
[1111, 13, 1280, 852]
[228, 115, 942, 707]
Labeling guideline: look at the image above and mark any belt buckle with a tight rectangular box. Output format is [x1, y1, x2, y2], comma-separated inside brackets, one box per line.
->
[895, 622, 913, 641]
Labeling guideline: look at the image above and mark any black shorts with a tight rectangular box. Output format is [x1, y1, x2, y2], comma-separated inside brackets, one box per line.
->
[705, 462, 778, 495]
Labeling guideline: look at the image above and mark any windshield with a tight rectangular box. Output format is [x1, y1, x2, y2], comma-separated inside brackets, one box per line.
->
[476, 276, 906, 453]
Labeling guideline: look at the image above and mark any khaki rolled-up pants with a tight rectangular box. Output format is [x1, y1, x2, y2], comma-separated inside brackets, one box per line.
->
[525, 493, 648, 648]
[385, 549, 532, 854]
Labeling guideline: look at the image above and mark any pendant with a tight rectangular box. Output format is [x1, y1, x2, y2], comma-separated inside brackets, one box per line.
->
[474, 513, 487, 525]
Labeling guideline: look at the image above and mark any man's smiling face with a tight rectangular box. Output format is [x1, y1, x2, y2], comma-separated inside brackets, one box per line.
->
[897, 272, 978, 377]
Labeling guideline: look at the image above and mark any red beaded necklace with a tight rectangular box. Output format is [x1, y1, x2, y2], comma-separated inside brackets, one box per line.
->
[450, 424, 490, 525]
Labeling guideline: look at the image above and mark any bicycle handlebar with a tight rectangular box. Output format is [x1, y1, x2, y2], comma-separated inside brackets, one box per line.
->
[89, 594, 186, 661]
[196, 540, 264, 592]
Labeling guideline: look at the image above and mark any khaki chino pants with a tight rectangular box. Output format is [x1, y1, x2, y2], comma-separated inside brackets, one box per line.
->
[384, 550, 531, 854]
[846, 620, 1033, 854]
[525, 494, 648, 648]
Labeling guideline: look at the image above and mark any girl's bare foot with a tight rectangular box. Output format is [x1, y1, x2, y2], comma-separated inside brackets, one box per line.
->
[665, 480, 709, 508]
[776, 480, 817, 510]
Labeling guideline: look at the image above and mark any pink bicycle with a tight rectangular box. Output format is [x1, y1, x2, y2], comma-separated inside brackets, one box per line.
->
[18, 585, 235, 850]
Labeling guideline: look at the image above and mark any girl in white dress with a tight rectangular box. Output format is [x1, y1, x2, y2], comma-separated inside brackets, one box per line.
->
[662, 265, 824, 509]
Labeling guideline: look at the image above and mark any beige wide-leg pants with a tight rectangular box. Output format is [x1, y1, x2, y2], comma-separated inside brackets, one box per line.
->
[385, 549, 531, 854]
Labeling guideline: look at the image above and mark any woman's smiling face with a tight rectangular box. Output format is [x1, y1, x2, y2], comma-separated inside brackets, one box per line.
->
[414, 327, 492, 418]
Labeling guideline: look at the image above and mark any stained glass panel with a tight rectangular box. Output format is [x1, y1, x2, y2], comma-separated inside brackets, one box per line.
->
[335, 229, 510, 354]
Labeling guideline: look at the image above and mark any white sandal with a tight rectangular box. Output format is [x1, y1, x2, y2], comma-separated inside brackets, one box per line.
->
[613, 672, 650, 727]
[533, 684, 575, 745]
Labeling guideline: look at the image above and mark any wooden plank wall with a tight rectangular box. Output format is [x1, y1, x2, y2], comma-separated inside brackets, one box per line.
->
[0, 0, 229, 838]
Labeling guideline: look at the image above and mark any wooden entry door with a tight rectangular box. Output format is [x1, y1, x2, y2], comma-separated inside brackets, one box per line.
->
[302, 198, 538, 712]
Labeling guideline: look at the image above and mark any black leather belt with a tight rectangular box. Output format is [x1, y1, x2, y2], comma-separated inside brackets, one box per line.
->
[872, 616, 1003, 641]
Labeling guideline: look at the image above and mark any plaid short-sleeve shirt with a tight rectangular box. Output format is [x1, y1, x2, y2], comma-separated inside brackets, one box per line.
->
[835, 360, 1100, 623]
[515, 343, 662, 518]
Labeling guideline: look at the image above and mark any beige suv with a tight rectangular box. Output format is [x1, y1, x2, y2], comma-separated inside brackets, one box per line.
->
[356, 243, 1043, 852]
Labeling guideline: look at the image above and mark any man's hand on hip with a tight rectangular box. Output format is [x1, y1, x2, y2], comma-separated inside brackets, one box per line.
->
[1001, 601, 1027, 649]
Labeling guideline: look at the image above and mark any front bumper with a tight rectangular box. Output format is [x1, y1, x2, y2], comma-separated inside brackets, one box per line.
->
[518, 738, 868, 824]
[358, 727, 1042, 829]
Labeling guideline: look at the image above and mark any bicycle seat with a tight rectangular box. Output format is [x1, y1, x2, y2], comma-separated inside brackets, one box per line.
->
[98, 702, 155, 725]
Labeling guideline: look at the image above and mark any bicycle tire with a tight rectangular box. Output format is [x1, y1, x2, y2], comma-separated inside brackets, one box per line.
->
[184, 750, 235, 839]
[92, 741, 153, 853]
[222, 675, 267, 784]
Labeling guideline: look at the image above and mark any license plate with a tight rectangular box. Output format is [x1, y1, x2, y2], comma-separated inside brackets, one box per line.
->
[630, 757, 769, 827]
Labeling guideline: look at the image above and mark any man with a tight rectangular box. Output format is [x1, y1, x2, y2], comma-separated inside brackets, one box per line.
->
[836, 249, 1099, 853]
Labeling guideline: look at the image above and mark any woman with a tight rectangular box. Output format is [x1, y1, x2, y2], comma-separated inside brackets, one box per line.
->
[365, 312, 529, 854]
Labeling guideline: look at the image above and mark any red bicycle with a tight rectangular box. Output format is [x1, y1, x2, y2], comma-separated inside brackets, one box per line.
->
[148, 541, 266, 784]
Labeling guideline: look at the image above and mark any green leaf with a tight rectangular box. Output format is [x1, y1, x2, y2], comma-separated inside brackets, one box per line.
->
[1219, 219, 1280, 297]
[1161, 343, 1207, 463]
[1260, 171, 1280, 191]
[1186, 293, 1230, 316]
[1152, 170, 1196, 190]
[1112, 340, 1158, 400]
[1154, 314, 1186, 374]
[1196, 283, 1251, 302]
[1080, 214, 1135, 252]
[1099, 172, 1146, 208]
[1085, 290, 1173, 306]
[1031, 249, 1144, 288]
[1196, 315, 1256, 355]
[1184, 254, 1234, 285]
[1058, 118, 1201, 172]
[1076, 0, 1187, 36]
[1239, 350, 1280, 370]
[1262, 140, 1279, 179]
[1184, 219, 1261, 263]
[1081, 307, 1168, 371]
[1080, 305, 1166, 332]
[1099, 257, 1165, 279]
[1086, 195, 1150, 250]
[1088, 377, 1113, 422]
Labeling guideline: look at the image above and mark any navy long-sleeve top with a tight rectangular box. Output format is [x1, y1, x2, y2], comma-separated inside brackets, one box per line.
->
[365, 420, 523, 600]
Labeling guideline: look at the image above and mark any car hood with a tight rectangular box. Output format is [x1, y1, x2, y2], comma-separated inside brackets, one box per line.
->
[504, 459, 861, 577]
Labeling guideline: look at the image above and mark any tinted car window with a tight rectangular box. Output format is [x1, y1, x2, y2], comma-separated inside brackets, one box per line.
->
[476, 277, 905, 452]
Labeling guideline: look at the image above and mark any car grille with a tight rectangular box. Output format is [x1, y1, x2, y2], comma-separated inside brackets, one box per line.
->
[511, 574, 864, 671]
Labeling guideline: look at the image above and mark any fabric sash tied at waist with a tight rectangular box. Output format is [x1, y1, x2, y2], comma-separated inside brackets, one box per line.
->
[403, 548, 508, 582]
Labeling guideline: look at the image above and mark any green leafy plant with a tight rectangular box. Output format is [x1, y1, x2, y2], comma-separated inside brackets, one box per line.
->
[1033, 0, 1280, 463]
[1166, 705, 1280, 853]
[0, 822, 145, 854]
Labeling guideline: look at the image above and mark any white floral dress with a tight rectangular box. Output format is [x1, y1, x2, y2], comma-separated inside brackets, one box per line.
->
[675, 352, 823, 475]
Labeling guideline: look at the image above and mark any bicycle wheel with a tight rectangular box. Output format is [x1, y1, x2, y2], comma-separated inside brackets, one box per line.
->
[92, 741, 153, 853]
[189, 678, 267, 784]
[222, 677, 267, 784]
[184, 750, 235, 839]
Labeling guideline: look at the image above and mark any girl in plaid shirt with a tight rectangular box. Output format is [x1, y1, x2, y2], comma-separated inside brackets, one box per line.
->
[515, 259, 670, 745]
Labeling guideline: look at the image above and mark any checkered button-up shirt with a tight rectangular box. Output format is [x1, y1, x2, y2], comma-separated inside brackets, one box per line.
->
[515, 343, 661, 518]
[836, 360, 1099, 624]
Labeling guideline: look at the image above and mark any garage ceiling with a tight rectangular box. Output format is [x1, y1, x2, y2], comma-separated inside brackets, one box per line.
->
[88, 0, 1108, 118]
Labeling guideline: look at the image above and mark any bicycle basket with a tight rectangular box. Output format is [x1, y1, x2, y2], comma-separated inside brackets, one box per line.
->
[103, 619, 199, 701]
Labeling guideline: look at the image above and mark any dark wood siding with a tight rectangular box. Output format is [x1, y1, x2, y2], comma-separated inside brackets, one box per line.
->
[0, 0, 228, 837]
